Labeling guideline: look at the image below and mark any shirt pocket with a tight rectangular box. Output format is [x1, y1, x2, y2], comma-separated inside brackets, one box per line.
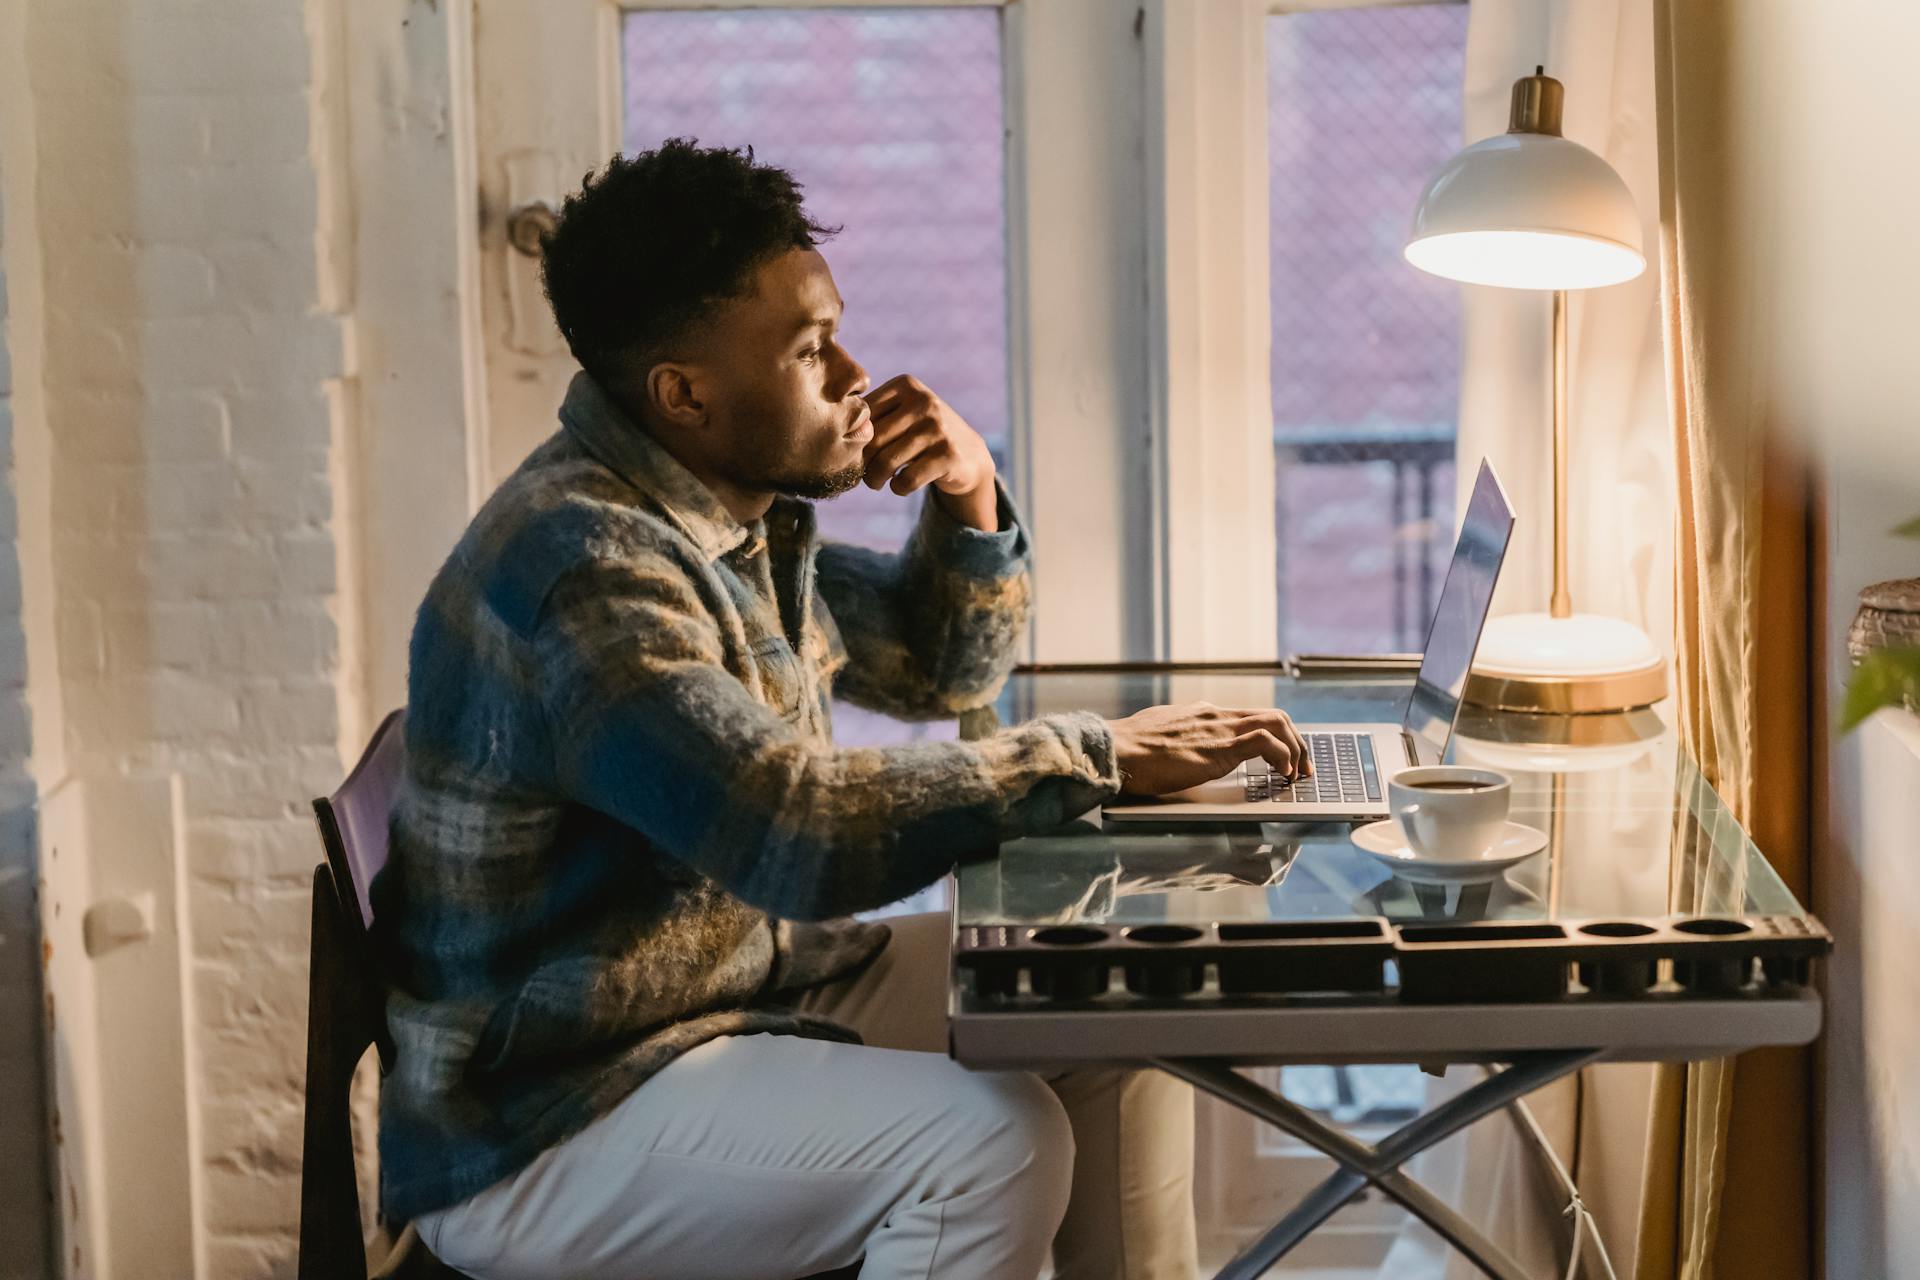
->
[750, 635, 808, 723]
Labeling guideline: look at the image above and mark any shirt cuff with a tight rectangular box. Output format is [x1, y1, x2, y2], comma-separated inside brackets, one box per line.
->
[765, 917, 893, 994]
[1052, 710, 1123, 793]
[913, 478, 1030, 581]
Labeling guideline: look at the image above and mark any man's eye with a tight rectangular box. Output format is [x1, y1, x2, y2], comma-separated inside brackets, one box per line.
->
[799, 347, 820, 361]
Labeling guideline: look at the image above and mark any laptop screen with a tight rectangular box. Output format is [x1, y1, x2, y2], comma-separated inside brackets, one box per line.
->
[1401, 460, 1515, 763]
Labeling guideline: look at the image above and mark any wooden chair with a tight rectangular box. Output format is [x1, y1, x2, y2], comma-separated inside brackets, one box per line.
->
[301, 709, 455, 1279]
[300, 709, 858, 1280]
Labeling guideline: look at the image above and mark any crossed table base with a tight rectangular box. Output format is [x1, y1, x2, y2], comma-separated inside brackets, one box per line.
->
[1152, 1049, 1607, 1280]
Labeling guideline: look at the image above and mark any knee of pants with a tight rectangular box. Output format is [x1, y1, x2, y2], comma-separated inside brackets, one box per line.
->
[951, 1071, 1076, 1218]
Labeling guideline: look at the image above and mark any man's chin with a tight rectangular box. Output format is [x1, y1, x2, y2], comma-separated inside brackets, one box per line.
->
[767, 461, 866, 502]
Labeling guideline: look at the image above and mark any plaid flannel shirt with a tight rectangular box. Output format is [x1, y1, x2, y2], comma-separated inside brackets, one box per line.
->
[373, 372, 1122, 1222]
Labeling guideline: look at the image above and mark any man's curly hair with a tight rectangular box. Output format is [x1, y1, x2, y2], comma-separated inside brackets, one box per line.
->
[540, 139, 838, 384]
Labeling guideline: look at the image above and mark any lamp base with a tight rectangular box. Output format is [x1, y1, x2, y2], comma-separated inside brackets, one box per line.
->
[1464, 612, 1667, 714]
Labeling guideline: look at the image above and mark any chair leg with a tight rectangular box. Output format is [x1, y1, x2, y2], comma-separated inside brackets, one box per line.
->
[300, 867, 373, 1280]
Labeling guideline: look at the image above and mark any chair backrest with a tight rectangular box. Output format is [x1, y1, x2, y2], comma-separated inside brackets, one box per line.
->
[315, 708, 407, 934]
[301, 710, 408, 1280]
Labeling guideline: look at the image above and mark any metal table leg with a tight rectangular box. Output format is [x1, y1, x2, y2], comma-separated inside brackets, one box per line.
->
[1155, 1049, 1604, 1280]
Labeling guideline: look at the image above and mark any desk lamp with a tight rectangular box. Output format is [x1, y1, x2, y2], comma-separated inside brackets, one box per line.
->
[1405, 68, 1666, 713]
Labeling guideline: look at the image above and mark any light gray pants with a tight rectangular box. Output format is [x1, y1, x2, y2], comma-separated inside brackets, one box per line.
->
[416, 913, 1199, 1280]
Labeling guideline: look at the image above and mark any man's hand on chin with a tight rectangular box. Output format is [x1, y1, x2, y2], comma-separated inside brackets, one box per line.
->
[859, 374, 999, 532]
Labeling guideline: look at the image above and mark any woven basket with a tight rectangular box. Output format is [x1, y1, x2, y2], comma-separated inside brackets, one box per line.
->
[1848, 578, 1920, 716]
[1847, 578, 1920, 663]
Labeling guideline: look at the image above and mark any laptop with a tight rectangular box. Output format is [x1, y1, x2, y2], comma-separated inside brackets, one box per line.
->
[1103, 458, 1515, 823]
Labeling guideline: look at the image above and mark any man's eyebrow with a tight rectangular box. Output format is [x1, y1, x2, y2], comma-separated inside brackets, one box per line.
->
[789, 302, 846, 338]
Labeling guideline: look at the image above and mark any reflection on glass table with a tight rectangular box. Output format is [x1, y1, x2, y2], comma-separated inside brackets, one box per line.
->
[976, 670, 1806, 933]
[956, 669, 1825, 1073]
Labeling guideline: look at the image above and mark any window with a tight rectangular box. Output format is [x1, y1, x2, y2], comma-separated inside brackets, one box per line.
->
[621, 8, 1012, 555]
[1267, 3, 1470, 656]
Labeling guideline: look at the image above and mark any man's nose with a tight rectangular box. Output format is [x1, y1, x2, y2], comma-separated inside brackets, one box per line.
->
[842, 351, 871, 399]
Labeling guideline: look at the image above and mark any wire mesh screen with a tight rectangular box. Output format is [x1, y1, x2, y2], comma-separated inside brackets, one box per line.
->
[621, 8, 1011, 558]
[1268, 4, 1469, 656]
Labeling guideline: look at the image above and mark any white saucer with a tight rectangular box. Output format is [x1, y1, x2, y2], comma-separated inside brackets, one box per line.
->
[1350, 820, 1549, 884]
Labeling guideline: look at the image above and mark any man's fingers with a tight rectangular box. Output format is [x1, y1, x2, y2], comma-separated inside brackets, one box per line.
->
[864, 399, 938, 455]
[1237, 709, 1310, 774]
[864, 399, 926, 452]
[863, 376, 912, 417]
[1274, 714, 1310, 775]
[863, 375, 931, 423]
[889, 448, 951, 496]
[863, 423, 940, 489]
[1232, 729, 1297, 778]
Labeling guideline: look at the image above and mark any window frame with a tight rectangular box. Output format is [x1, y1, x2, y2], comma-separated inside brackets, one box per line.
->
[1141, 0, 1277, 662]
[1145, 0, 1467, 663]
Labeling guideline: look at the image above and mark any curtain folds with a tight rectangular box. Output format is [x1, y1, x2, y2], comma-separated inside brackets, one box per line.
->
[1638, 0, 1817, 1276]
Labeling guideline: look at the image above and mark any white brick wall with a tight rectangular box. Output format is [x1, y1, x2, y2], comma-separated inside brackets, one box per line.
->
[18, 1, 359, 1274]
[0, 150, 56, 1280]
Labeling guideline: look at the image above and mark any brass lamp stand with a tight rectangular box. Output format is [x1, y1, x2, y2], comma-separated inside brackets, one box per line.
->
[1461, 285, 1667, 713]
[1404, 68, 1667, 714]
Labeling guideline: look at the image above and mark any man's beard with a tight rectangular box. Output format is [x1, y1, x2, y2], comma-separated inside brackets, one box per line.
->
[755, 459, 866, 501]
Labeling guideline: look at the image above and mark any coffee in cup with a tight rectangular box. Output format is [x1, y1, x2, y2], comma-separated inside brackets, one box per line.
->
[1386, 766, 1512, 860]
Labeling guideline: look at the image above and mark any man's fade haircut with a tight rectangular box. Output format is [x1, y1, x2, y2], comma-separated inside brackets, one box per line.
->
[540, 139, 838, 387]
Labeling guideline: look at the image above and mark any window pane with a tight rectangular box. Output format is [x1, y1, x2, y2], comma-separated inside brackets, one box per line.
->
[1268, 5, 1469, 656]
[620, 9, 1012, 560]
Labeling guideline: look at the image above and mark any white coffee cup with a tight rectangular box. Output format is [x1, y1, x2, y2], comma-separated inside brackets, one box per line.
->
[1387, 766, 1512, 860]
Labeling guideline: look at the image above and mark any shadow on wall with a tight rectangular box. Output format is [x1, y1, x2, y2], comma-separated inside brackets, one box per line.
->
[0, 121, 56, 1280]
[0, 796, 53, 1279]
[1821, 661, 1920, 1276]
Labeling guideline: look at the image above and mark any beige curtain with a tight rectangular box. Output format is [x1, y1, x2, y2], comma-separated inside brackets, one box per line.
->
[1636, 1, 1816, 1277]
[1453, 0, 1671, 1270]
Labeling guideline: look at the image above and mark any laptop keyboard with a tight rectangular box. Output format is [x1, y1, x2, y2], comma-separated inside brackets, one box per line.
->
[1242, 732, 1382, 806]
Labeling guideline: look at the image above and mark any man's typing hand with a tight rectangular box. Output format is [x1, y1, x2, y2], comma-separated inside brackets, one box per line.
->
[1106, 702, 1311, 797]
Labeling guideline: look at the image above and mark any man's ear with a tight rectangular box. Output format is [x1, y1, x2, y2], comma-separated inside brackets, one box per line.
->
[645, 361, 707, 430]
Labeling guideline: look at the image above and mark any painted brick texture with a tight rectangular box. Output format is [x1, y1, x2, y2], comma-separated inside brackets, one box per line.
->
[27, 1, 353, 1273]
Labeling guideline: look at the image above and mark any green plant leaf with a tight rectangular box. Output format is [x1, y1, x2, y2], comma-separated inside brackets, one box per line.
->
[1895, 514, 1920, 539]
[1841, 647, 1920, 732]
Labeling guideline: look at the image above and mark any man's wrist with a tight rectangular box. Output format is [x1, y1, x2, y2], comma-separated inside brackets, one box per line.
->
[934, 479, 1000, 533]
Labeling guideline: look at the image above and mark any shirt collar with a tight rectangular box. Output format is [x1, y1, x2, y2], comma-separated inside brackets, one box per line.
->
[558, 371, 752, 562]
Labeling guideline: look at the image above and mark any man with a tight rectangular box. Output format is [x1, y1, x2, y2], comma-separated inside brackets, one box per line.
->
[376, 139, 1311, 1280]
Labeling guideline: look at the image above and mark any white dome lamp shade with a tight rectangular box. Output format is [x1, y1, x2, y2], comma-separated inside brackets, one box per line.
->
[1407, 70, 1666, 714]
[1405, 69, 1646, 289]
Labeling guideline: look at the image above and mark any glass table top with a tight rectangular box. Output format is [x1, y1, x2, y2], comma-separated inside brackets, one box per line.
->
[957, 670, 1807, 932]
